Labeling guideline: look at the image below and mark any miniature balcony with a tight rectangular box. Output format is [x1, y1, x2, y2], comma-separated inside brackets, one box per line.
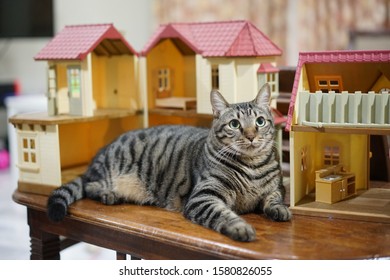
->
[298, 90, 390, 128]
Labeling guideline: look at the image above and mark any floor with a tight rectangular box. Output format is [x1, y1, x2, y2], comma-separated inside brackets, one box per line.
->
[0, 168, 116, 260]
[294, 187, 390, 222]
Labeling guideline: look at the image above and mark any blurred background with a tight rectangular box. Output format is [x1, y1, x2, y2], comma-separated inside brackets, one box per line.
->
[0, 0, 389, 259]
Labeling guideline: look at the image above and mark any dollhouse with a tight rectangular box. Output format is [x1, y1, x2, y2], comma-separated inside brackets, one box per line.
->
[34, 24, 140, 116]
[9, 24, 143, 195]
[286, 50, 390, 222]
[9, 20, 285, 195]
[140, 20, 282, 113]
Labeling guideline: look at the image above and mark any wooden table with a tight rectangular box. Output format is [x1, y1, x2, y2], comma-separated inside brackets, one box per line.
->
[13, 190, 390, 260]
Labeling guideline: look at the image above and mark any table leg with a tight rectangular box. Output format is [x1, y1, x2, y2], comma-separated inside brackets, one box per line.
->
[27, 208, 61, 260]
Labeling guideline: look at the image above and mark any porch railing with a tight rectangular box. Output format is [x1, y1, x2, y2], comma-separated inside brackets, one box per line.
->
[298, 90, 390, 128]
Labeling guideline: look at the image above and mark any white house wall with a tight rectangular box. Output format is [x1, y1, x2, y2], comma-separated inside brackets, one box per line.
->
[17, 124, 61, 186]
[235, 59, 258, 103]
[196, 54, 212, 114]
[82, 56, 94, 116]
[218, 60, 237, 104]
[196, 56, 276, 114]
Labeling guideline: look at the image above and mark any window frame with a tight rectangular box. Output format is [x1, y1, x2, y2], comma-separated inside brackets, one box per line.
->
[211, 65, 220, 90]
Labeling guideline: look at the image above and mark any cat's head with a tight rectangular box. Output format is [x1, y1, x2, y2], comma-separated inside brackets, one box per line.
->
[210, 83, 275, 158]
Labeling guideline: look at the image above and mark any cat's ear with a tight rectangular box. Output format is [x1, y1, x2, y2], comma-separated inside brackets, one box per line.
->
[254, 83, 271, 106]
[210, 90, 229, 118]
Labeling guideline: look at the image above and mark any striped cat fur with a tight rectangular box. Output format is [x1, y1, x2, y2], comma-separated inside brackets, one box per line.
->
[47, 83, 291, 242]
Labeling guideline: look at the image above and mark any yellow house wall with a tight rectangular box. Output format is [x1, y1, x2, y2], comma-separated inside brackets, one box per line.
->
[146, 39, 188, 109]
[183, 55, 196, 99]
[290, 131, 317, 206]
[371, 74, 390, 92]
[91, 53, 106, 109]
[349, 134, 369, 189]
[89, 53, 140, 112]
[59, 115, 143, 169]
[291, 131, 369, 206]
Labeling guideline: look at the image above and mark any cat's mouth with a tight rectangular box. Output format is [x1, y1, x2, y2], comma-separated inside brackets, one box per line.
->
[236, 141, 261, 154]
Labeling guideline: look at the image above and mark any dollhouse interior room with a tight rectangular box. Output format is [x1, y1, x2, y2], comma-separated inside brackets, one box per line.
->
[0, 0, 389, 260]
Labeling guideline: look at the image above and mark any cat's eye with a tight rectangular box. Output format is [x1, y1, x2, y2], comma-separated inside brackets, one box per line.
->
[229, 119, 241, 129]
[256, 117, 266, 127]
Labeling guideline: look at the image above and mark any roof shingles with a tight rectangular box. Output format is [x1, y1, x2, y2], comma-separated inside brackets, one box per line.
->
[141, 20, 282, 57]
[35, 24, 137, 60]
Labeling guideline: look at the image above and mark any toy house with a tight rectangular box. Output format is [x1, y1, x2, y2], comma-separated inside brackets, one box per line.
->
[139, 20, 282, 114]
[286, 50, 390, 222]
[34, 24, 140, 116]
[9, 24, 143, 195]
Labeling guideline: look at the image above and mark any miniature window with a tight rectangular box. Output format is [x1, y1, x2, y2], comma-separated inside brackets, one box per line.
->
[158, 68, 170, 92]
[21, 135, 38, 166]
[323, 145, 340, 166]
[266, 73, 277, 92]
[67, 66, 81, 98]
[314, 76, 343, 93]
[211, 65, 219, 90]
[48, 66, 57, 97]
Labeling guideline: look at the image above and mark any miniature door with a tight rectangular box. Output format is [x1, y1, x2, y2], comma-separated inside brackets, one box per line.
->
[67, 66, 83, 115]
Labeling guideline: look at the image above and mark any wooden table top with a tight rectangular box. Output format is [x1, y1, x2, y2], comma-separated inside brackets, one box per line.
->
[13, 190, 390, 260]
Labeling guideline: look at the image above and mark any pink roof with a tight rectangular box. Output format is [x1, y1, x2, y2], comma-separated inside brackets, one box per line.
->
[35, 24, 137, 60]
[286, 50, 390, 131]
[141, 20, 282, 57]
[257, 62, 279, 73]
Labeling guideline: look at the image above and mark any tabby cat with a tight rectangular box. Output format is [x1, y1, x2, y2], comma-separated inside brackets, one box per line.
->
[47, 83, 291, 242]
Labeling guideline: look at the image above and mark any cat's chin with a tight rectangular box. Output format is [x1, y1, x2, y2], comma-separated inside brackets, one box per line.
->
[238, 148, 261, 158]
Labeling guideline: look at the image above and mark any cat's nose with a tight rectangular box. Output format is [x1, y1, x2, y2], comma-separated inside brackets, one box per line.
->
[245, 133, 255, 142]
[244, 129, 256, 142]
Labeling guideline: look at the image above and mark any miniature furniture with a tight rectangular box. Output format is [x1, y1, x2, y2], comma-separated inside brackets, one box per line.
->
[315, 165, 356, 204]
[155, 97, 197, 110]
[12, 190, 390, 260]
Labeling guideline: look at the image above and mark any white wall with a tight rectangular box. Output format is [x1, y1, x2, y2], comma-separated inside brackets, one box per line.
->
[0, 0, 155, 96]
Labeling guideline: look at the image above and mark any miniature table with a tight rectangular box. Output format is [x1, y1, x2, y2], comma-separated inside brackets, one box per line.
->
[13, 190, 390, 260]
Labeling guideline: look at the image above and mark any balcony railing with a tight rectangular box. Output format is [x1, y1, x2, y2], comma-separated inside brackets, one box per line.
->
[298, 90, 390, 128]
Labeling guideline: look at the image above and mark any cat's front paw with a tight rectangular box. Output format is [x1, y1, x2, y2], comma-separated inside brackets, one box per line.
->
[221, 220, 256, 242]
[101, 191, 117, 205]
[265, 204, 291, 221]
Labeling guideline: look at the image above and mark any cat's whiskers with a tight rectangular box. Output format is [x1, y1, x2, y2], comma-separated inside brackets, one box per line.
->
[209, 144, 237, 168]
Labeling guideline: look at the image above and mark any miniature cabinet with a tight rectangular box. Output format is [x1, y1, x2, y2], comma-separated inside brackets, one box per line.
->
[315, 165, 356, 204]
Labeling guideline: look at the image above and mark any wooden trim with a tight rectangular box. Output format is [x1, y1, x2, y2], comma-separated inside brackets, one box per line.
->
[18, 181, 57, 196]
[291, 125, 390, 135]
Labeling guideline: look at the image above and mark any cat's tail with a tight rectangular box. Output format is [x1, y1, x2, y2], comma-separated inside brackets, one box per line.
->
[47, 176, 85, 222]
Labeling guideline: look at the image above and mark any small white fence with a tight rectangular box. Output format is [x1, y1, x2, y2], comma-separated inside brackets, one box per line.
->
[298, 90, 390, 128]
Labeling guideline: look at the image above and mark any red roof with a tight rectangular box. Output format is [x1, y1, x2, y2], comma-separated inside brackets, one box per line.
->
[35, 24, 137, 60]
[285, 50, 390, 131]
[141, 20, 282, 57]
